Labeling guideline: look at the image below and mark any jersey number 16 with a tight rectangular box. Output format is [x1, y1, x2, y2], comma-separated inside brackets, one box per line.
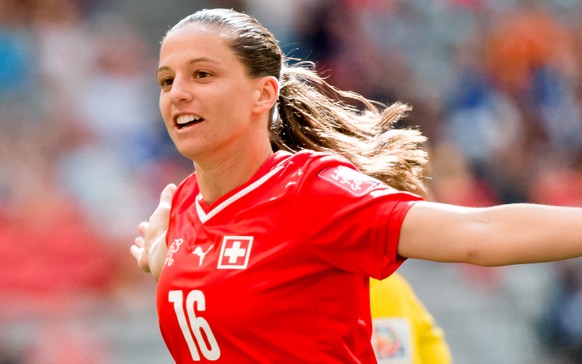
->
[169, 290, 221, 361]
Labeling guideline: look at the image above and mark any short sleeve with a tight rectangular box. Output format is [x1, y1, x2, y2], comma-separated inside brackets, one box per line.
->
[296, 158, 423, 279]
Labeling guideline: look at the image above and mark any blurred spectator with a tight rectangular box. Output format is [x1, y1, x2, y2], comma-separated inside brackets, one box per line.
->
[58, 14, 163, 241]
[486, 1, 582, 160]
[0, 0, 36, 96]
[0, 1, 167, 361]
[30, 0, 94, 109]
[0, 0, 43, 128]
[0, 120, 118, 363]
[443, 23, 528, 203]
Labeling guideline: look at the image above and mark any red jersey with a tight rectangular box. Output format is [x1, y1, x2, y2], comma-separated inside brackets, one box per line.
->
[157, 150, 421, 363]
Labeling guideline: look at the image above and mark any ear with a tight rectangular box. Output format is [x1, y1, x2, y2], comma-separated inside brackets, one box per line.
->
[252, 76, 279, 115]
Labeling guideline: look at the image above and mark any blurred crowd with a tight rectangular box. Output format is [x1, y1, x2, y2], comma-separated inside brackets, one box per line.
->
[1, 0, 582, 362]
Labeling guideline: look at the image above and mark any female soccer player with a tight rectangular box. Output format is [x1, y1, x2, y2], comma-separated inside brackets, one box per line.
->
[131, 8, 582, 363]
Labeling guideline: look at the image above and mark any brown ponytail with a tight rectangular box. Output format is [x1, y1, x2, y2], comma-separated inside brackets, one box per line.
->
[271, 62, 428, 194]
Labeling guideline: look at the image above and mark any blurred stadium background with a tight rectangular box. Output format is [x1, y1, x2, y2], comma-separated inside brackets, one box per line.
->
[2, 0, 582, 363]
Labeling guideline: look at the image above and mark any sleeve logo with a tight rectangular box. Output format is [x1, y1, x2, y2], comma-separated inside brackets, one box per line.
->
[217, 236, 253, 270]
[318, 165, 378, 197]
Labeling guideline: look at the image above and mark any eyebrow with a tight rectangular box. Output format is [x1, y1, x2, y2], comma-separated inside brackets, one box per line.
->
[156, 57, 223, 75]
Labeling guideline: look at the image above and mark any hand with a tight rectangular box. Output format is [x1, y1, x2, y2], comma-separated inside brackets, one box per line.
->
[130, 183, 177, 276]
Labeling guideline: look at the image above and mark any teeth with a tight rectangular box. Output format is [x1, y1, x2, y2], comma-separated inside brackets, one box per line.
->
[176, 115, 201, 125]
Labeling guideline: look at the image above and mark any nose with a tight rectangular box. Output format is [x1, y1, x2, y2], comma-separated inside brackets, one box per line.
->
[168, 75, 193, 104]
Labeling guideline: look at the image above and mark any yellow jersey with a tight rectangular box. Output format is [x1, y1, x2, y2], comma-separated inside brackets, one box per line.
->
[370, 274, 452, 364]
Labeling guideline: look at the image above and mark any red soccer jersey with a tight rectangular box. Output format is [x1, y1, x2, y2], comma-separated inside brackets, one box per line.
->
[156, 150, 422, 363]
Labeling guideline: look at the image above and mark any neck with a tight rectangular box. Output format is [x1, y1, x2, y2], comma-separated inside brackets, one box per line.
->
[194, 142, 274, 206]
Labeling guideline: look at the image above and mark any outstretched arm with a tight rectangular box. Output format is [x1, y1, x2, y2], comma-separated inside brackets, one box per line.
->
[398, 201, 582, 266]
[130, 183, 176, 280]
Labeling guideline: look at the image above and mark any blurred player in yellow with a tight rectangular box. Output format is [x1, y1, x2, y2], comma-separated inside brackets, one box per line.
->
[370, 274, 452, 364]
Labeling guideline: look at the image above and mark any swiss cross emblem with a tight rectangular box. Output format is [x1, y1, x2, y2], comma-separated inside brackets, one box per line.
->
[217, 236, 253, 269]
[318, 165, 378, 197]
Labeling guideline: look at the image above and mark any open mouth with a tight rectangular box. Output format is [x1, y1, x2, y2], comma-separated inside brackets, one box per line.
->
[176, 114, 203, 129]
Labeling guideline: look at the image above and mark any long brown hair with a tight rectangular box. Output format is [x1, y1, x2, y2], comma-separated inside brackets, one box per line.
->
[167, 8, 428, 194]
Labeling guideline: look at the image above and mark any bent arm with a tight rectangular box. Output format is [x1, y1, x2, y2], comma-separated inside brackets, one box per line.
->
[398, 201, 582, 266]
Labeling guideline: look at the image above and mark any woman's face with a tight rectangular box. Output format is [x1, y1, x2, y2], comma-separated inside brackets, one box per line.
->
[157, 24, 267, 162]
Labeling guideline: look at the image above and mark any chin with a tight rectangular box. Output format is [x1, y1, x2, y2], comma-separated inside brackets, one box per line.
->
[175, 145, 205, 162]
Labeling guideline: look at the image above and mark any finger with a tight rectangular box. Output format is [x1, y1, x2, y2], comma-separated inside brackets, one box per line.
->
[130, 245, 152, 273]
[130, 245, 143, 261]
[149, 184, 177, 228]
[134, 236, 145, 248]
[153, 183, 177, 215]
[138, 221, 149, 235]
[159, 183, 177, 208]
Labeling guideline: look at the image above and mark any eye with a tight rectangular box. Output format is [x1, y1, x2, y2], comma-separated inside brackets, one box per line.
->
[158, 77, 174, 90]
[194, 70, 211, 79]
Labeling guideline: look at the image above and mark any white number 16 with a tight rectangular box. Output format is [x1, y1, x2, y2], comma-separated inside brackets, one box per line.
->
[169, 290, 221, 361]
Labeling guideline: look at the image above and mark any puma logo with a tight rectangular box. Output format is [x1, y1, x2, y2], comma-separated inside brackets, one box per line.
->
[193, 245, 214, 266]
